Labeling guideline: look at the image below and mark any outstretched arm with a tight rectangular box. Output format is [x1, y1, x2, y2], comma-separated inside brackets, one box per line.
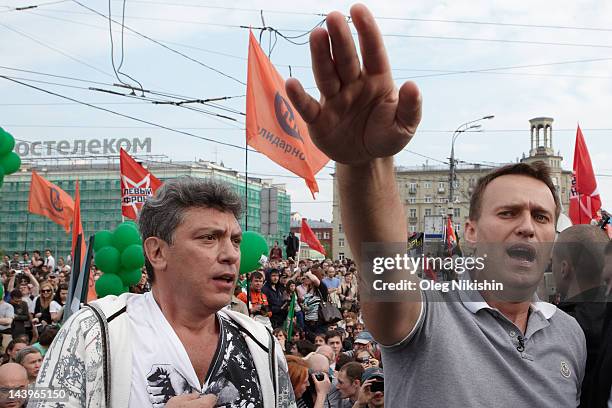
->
[286, 4, 422, 345]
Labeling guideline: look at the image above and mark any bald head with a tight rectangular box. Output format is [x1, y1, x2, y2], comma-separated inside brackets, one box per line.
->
[305, 352, 330, 373]
[316, 345, 335, 363]
[0, 362, 28, 389]
[552, 225, 609, 298]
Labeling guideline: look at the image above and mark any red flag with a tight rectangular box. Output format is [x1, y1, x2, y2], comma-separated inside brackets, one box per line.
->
[301, 218, 326, 256]
[28, 171, 74, 232]
[446, 217, 457, 255]
[569, 125, 601, 224]
[120, 148, 162, 220]
[246, 31, 329, 197]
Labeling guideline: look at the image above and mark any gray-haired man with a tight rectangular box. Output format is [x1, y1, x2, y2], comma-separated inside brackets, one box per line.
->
[30, 177, 295, 408]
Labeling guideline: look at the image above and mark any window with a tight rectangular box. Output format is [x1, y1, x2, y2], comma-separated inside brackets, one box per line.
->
[424, 182, 431, 189]
[452, 180, 459, 189]
[425, 208, 432, 216]
[425, 196, 432, 203]
[323, 232, 330, 239]
[338, 223, 343, 233]
[409, 182, 417, 189]
[438, 182, 445, 189]
[455, 223, 461, 231]
[316, 232, 322, 239]
[409, 225, 417, 233]
[438, 198, 447, 203]
[339, 238, 345, 247]
[408, 197, 416, 204]
[453, 208, 461, 218]
[409, 208, 417, 218]
[339, 252, 345, 261]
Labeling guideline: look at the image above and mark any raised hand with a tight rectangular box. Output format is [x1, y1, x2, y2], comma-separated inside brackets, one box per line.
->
[286, 3, 422, 165]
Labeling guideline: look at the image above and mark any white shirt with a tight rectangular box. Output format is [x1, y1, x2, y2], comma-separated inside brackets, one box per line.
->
[44, 255, 55, 271]
[127, 292, 202, 408]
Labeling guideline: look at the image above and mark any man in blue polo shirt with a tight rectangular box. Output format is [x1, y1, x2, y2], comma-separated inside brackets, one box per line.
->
[285, 4, 585, 406]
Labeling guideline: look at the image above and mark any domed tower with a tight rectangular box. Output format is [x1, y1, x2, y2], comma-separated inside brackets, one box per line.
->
[521, 117, 562, 171]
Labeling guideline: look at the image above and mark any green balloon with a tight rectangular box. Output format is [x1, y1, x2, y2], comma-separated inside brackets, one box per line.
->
[121, 244, 145, 270]
[94, 246, 121, 275]
[239, 231, 269, 274]
[0, 130, 15, 156]
[95, 273, 124, 297]
[1, 152, 20, 175]
[120, 268, 142, 287]
[123, 220, 139, 230]
[94, 230, 114, 252]
[113, 223, 142, 252]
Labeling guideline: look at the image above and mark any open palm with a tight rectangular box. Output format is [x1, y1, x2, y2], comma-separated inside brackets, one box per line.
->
[286, 4, 422, 165]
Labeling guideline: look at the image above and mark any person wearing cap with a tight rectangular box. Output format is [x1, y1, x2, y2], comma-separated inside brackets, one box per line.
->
[353, 367, 384, 408]
[352, 332, 374, 354]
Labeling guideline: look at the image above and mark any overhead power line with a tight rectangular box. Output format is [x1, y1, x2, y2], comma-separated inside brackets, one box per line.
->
[71, 0, 247, 86]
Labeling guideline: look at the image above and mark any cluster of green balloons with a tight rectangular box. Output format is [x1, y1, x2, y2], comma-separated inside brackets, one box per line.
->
[93, 221, 144, 297]
[239, 231, 269, 274]
[0, 127, 21, 187]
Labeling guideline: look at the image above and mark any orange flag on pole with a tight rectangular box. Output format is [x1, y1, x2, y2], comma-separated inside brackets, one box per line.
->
[246, 31, 329, 197]
[28, 171, 74, 233]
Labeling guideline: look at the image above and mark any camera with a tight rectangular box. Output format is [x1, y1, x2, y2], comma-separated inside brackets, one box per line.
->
[370, 380, 384, 393]
[314, 372, 325, 381]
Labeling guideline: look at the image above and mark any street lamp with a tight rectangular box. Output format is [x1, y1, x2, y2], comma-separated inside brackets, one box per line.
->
[448, 115, 495, 211]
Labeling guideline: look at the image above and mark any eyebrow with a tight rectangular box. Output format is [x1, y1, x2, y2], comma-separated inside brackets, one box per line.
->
[494, 203, 554, 217]
[193, 228, 243, 239]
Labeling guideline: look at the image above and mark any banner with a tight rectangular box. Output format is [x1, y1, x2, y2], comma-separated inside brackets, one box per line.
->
[28, 171, 74, 232]
[120, 148, 162, 220]
[246, 31, 329, 197]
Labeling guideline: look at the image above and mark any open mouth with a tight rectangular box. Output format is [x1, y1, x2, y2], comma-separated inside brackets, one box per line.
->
[213, 274, 236, 283]
[506, 244, 536, 262]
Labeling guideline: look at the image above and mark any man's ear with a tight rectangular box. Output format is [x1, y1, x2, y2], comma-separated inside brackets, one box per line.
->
[560, 260, 571, 280]
[464, 219, 477, 245]
[143, 237, 168, 274]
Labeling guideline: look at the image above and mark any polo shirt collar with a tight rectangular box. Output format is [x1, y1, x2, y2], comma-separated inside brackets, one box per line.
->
[457, 273, 557, 320]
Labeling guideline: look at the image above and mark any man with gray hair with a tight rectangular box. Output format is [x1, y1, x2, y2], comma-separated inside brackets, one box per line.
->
[30, 177, 295, 408]
[14, 348, 41, 385]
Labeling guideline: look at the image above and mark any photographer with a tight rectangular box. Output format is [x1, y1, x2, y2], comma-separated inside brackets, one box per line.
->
[353, 368, 384, 408]
[298, 353, 332, 408]
[237, 271, 272, 329]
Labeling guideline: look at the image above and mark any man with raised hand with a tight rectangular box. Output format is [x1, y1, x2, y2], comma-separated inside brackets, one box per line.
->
[286, 4, 585, 407]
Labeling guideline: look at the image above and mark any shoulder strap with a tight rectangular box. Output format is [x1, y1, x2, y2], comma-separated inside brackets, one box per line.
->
[84, 304, 127, 408]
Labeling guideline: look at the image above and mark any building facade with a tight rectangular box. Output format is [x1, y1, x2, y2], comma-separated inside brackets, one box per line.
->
[0, 158, 291, 258]
[332, 117, 572, 260]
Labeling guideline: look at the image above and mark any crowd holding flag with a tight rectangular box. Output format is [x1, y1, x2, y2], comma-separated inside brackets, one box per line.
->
[245, 31, 329, 197]
[120, 148, 162, 220]
[569, 124, 601, 225]
[28, 170, 74, 232]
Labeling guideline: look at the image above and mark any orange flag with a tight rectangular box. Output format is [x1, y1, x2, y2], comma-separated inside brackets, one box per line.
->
[246, 31, 329, 197]
[28, 171, 74, 233]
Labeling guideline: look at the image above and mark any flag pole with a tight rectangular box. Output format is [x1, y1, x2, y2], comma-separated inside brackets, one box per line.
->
[23, 212, 30, 252]
[245, 144, 249, 230]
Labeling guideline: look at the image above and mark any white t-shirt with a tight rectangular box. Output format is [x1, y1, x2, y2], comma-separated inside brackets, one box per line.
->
[44, 255, 55, 271]
[127, 292, 264, 408]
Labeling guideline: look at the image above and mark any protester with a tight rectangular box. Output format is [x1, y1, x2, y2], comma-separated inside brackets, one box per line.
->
[1, 339, 28, 365]
[228, 286, 249, 316]
[42, 250, 54, 273]
[32, 281, 61, 327]
[301, 270, 328, 336]
[8, 291, 30, 342]
[286, 4, 584, 406]
[552, 224, 609, 407]
[285, 232, 300, 260]
[0, 287, 14, 354]
[338, 272, 357, 313]
[274, 328, 288, 352]
[263, 269, 288, 328]
[336, 362, 364, 408]
[30, 326, 58, 357]
[297, 353, 332, 408]
[237, 271, 272, 329]
[0, 363, 29, 408]
[287, 355, 310, 400]
[325, 330, 343, 368]
[353, 368, 384, 408]
[270, 241, 283, 262]
[14, 347, 41, 385]
[30, 177, 295, 407]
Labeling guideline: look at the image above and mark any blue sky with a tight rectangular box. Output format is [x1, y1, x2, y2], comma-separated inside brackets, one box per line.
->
[2, 0, 612, 221]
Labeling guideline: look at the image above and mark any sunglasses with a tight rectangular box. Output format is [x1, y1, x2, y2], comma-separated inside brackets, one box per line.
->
[41, 289, 52, 293]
